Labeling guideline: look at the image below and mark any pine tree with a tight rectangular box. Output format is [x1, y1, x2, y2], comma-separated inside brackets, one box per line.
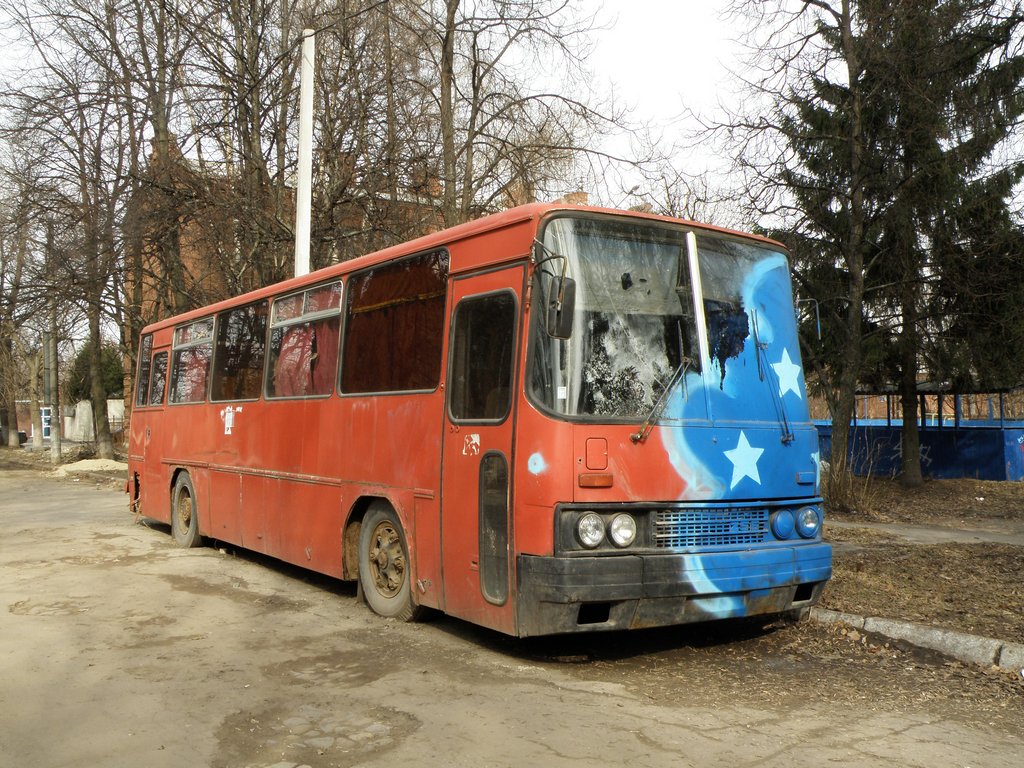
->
[740, 0, 1024, 487]
[861, 0, 1024, 485]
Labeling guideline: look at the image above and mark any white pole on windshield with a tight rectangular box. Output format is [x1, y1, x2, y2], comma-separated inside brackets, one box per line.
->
[686, 231, 712, 375]
[294, 28, 315, 277]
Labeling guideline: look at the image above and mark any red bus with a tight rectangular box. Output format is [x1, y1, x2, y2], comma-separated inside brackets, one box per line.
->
[128, 203, 832, 636]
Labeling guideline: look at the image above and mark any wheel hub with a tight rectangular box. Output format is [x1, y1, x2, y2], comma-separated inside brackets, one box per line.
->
[176, 491, 192, 528]
[368, 521, 405, 598]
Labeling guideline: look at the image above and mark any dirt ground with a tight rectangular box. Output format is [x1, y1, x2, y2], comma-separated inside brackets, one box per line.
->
[6, 448, 1024, 643]
[823, 477, 1024, 642]
[2, 460, 1023, 768]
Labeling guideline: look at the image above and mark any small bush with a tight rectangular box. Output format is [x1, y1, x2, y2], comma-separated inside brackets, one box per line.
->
[822, 461, 879, 516]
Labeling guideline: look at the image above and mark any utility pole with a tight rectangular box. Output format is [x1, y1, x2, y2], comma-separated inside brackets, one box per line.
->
[294, 28, 315, 278]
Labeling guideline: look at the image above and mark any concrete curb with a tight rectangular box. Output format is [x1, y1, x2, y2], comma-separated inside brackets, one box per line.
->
[809, 607, 1024, 672]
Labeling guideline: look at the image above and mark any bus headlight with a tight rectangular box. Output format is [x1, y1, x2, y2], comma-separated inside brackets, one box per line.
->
[796, 507, 821, 538]
[608, 514, 637, 547]
[770, 509, 795, 540]
[577, 512, 605, 548]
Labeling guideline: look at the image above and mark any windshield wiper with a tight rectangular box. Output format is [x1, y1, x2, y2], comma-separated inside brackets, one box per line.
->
[751, 309, 795, 444]
[631, 351, 693, 445]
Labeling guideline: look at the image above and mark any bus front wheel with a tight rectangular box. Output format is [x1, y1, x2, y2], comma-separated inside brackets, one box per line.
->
[358, 503, 422, 621]
[171, 473, 202, 548]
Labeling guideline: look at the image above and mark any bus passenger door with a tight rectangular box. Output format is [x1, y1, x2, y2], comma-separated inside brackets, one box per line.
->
[440, 265, 524, 632]
[136, 346, 170, 520]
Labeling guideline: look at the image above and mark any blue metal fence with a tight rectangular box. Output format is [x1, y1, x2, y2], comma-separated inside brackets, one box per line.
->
[816, 421, 1024, 481]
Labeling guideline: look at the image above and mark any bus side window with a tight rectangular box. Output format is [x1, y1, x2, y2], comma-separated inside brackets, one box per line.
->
[449, 292, 517, 421]
[171, 348, 211, 403]
[340, 250, 448, 394]
[272, 324, 315, 397]
[211, 300, 269, 401]
[149, 351, 168, 406]
[135, 334, 153, 407]
[170, 319, 214, 404]
[267, 282, 342, 399]
[311, 316, 340, 393]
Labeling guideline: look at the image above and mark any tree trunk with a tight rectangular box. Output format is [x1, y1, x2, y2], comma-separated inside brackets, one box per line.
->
[88, 306, 115, 459]
[49, 303, 62, 465]
[2, 205, 29, 448]
[439, 0, 459, 225]
[30, 348, 44, 450]
[384, 6, 400, 207]
[899, 278, 923, 487]
[2, 336, 19, 448]
[828, 0, 867, 487]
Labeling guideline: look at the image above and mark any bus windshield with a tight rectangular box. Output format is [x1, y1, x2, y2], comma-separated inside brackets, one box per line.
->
[529, 215, 792, 421]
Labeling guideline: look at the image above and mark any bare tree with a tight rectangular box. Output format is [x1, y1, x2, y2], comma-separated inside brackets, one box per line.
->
[0, 0, 649, 446]
[418, 0, 620, 224]
[0, 142, 49, 448]
[1, 3, 145, 458]
[0, 188, 29, 446]
[176, 0, 302, 289]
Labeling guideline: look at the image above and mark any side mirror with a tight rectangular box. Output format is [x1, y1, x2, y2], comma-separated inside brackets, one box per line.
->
[545, 276, 575, 339]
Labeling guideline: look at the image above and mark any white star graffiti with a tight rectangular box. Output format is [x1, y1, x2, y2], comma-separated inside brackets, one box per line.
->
[771, 348, 804, 399]
[724, 431, 764, 490]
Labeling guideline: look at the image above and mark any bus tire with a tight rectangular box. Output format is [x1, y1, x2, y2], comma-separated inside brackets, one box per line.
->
[171, 472, 202, 548]
[358, 503, 422, 621]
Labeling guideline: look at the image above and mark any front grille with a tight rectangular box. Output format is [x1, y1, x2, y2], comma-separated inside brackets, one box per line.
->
[654, 507, 770, 549]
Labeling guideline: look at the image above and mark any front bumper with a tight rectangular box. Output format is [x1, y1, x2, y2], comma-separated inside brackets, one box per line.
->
[515, 542, 832, 637]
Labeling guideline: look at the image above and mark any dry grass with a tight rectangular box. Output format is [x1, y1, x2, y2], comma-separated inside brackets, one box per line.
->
[823, 478, 1024, 640]
[824, 525, 1024, 640]
[828, 475, 1024, 523]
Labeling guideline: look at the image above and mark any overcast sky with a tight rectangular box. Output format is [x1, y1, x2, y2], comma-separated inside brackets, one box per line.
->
[591, 0, 737, 131]
[590, 1, 744, 184]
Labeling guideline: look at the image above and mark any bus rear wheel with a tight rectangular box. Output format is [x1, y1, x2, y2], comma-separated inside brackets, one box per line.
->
[171, 472, 202, 548]
[358, 503, 423, 621]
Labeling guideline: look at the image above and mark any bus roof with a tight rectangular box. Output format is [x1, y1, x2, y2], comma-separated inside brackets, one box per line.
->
[140, 202, 787, 334]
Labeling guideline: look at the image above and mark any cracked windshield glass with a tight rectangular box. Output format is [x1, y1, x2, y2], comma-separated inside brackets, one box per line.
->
[530, 216, 784, 422]
[530, 216, 701, 419]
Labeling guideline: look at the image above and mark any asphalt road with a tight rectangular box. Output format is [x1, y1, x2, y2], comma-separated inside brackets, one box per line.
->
[1, 465, 1021, 768]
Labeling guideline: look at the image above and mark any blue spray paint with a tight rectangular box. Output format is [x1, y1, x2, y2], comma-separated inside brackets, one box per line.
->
[655, 248, 824, 617]
[527, 453, 548, 475]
